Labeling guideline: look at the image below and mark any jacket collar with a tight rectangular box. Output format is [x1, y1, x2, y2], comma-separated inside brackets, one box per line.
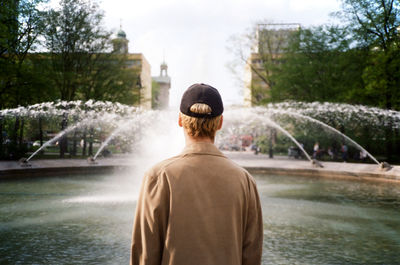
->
[181, 142, 225, 158]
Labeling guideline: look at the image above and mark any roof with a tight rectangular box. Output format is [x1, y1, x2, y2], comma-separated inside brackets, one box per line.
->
[117, 29, 126, 38]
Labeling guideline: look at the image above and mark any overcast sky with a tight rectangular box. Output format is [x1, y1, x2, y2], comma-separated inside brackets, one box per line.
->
[81, 0, 341, 106]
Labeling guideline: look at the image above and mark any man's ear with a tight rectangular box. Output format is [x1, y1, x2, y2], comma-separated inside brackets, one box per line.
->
[178, 113, 183, 127]
[218, 115, 223, 130]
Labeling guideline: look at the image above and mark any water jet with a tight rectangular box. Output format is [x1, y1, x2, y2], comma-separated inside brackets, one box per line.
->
[1, 100, 399, 176]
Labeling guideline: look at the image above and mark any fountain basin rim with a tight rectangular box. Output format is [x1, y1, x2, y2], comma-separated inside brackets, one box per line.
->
[0, 155, 399, 183]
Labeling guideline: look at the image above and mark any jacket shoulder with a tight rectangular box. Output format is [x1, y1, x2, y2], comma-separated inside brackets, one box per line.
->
[225, 157, 256, 180]
[145, 155, 182, 178]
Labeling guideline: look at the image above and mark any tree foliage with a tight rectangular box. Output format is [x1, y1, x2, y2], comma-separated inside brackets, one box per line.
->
[42, 0, 111, 101]
[233, 0, 400, 110]
[0, 0, 140, 109]
[340, 0, 400, 50]
[39, 0, 140, 104]
[0, 0, 51, 109]
[270, 26, 369, 103]
[226, 22, 299, 105]
[340, 0, 400, 110]
[0, 0, 142, 159]
[227, 0, 400, 160]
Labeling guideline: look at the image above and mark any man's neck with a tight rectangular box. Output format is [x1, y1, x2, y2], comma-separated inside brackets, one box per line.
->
[185, 134, 214, 145]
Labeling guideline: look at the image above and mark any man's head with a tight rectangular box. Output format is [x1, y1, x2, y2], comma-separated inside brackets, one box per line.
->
[179, 83, 224, 139]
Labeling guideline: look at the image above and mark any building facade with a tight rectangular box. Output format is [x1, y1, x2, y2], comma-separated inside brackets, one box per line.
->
[244, 23, 300, 106]
[112, 28, 152, 109]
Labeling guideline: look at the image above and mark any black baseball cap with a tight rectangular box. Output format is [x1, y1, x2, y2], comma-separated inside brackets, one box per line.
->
[180, 83, 224, 118]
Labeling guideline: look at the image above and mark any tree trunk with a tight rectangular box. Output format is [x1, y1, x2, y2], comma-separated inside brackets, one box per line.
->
[0, 117, 3, 157]
[363, 126, 370, 151]
[71, 117, 78, 156]
[13, 116, 20, 144]
[268, 129, 274, 158]
[18, 118, 24, 148]
[82, 128, 87, 156]
[384, 55, 393, 162]
[39, 117, 44, 154]
[72, 129, 77, 156]
[385, 126, 393, 162]
[60, 114, 68, 158]
[88, 127, 94, 156]
[396, 128, 400, 161]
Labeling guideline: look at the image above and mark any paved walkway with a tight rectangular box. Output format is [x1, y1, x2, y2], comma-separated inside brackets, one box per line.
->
[0, 151, 399, 182]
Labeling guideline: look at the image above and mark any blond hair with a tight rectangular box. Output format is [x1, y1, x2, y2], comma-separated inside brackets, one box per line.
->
[180, 103, 222, 138]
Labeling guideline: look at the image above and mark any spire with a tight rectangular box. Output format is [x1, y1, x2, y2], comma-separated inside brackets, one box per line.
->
[160, 51, 168, 77]
[117, 18, 127, 39]
[163, 49, 166, 64]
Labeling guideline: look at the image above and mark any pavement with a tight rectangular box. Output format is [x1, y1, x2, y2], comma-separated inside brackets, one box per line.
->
[224, 151, 400, 182]
[0, 151, 399, 182]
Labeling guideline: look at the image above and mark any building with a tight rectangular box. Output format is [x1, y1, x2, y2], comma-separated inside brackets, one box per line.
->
[244, 23, 300, 106]
[152, 61, 171, 109]
[112, 28, 152, 109]
[244, 52, 269, 106]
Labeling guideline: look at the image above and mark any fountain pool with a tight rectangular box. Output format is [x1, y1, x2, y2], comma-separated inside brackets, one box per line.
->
[0, 172, 399, 265]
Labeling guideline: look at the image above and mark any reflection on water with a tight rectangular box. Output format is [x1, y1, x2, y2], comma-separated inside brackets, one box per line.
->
[257, 175, 400, 264]
[0, 173, 400, 264]
[0, 174, 140, 265]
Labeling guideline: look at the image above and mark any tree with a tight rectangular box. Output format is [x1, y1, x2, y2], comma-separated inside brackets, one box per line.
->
[42, 0, 111, 101]
[41, 0, 142, 157]
[0, 0, 53, 158]
[42, 0, 110, 157]
[227, 0, 400, 160]
[339, 0, 400, 160]
[339, 0, 400, 110]
[228, 1, 399, 108]
[77, 53, 140, 104]
[227, 22, 302, 105]
[42, 0, 140, 105]
[0, 0, 47, 109]
[270, 25, 369, 103]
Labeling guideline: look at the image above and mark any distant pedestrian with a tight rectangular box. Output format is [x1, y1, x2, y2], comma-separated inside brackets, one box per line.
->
[313, 142, 319, 159]
[341, 144, 348, 162]
[328, 147, 334, 160]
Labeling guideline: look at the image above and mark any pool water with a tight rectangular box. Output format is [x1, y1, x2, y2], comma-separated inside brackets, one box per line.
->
[0, 173, 399, 264]
[257, 175, 400, 264]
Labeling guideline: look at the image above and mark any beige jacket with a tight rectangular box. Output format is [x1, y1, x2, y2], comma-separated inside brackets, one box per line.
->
[131, 142, 263, 265]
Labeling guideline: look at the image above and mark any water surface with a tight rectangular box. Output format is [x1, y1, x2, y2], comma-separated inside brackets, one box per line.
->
[0, 173, 399, 264]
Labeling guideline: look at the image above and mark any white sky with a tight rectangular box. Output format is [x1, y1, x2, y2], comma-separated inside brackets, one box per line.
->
[64, 0, 342, 106]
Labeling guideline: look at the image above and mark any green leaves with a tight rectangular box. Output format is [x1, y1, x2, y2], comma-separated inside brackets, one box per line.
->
[0, 0, 48, 109]
[40, 0, 139, 105]
[340, 0, 400, 110]
[246, 0, 400, 111]
[269, 25, 367, 104]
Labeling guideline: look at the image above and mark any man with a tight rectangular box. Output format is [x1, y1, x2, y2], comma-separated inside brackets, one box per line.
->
[130, 83, 263, 265]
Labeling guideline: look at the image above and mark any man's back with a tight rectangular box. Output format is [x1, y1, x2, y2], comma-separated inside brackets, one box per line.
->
[131, 142, 263, 265]
[131, 83, 263, 265]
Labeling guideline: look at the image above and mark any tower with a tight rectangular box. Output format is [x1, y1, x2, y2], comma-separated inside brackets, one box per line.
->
[152, 61, 171, 109]
[160, 61, 168, 76]
[112, 25, 129, 54]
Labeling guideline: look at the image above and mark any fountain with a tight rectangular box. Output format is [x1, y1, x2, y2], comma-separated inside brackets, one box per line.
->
[220, 107, 397, 170]
[1, 100, 400, 177]
[27, 118, 90, 162]
[1, 100, 400, 265]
